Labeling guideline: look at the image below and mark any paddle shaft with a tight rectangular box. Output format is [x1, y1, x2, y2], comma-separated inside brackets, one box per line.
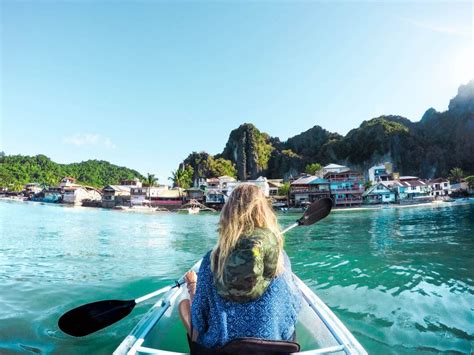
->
[134, 282, 183, 304]
[281, 222, 299, 234]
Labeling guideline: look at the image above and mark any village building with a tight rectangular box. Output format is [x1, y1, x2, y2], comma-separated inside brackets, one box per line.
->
[205, 189, 226, 208]
[153, 189, 183, 210]
[63, 186, 102, 205]
[428, 178, 451, 198]
[185, 188, 205, 203]
[367, 162, 394, 183]
[322, 164, 350, 175]
[325, 170, 364, 207]
[267, 179, 283, 196]
[383, 177, 432, 203]
[59, 177, 77, 189]
[24, 183, 42, 195]
[363, 182, 396, 204]
[130, 185, 168, 206]
[290, 175, 331, 206]
[102, 185, 131, 208]
[101, 179, 143, 208]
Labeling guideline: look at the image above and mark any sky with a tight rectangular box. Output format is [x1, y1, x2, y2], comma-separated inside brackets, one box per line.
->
[1, 0, 473, 182]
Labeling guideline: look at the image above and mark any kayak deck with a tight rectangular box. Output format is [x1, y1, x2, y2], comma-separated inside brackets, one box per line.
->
[114, 261, 367, 355]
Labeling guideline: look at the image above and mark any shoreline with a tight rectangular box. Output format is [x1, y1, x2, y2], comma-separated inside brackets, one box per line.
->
[1, 196, 473, 215]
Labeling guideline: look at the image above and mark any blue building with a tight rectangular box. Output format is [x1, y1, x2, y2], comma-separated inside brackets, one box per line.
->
[363, 182, 396, 204]
[325, 170, 364, 207]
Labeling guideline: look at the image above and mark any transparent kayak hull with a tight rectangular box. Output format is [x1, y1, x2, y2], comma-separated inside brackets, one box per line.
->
[114, 261, 367, 355]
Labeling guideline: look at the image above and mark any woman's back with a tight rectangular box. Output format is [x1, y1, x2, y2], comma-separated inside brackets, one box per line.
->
[191, 250, 301, 349]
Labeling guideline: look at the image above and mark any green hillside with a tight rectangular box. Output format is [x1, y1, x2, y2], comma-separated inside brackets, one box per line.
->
[0, 154, 145, 191]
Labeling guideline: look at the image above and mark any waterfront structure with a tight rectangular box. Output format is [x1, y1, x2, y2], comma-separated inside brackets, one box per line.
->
[63, 186, 102, 205]
[428, 178, 451, 198]
[384, 177, 432, 203]
[322, 163, 350, 175]
[367, 162, 394, 183]
[130, 185, 168, 206]
[267, 179, 283, 196]
[102, 179, 143, 208]
[102, 185, 131, 208]
[59, 177, 77, 189]
[290, 175, 331, 206]
[30, 187, 62, 203]
[24, 183, 42, 195]
[205, 189, 226, 207]
[325, 170, 364, 207]
[154, 189, 183, 210]
[363, 182, 396, 204]
[185, 188, 205, 203]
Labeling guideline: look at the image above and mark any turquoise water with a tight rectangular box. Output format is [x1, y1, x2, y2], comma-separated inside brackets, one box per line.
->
[0, 200, 472, 354]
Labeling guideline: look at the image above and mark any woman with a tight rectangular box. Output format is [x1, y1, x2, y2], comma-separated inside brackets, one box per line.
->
[179, 184, 301, 351]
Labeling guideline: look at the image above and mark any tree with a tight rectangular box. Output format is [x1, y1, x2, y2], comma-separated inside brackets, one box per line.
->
[465, 176, 474, 189]
[145, 173, 158, 187]
[449, 167, 464, 183]
[169, 165, 193, 189]
[144, 173, 158, 203]
[209, 157, 237, 178]
[278, 182, 290, 196]
[304, 163, 322, 175]
[364, 180, 373, 190]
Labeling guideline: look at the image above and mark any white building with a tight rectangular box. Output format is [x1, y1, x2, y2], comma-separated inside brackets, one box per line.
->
[130, 185, 168, 206]
[267, 179, 283, 196]
[368, 162, 393, 183]
[322, 164, 350, 175]
[63, 186, 101, 204]
[24, 183, 42, 195]
[59, 177, 77, 189]
[428, 178, 451, 197]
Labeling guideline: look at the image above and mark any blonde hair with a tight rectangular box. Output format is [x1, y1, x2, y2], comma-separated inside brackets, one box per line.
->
[211, 183, 284, 283]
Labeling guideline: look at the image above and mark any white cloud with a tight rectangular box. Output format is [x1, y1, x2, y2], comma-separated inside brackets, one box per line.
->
[404, 17, 471, 37]
[63, 133, 116, 149]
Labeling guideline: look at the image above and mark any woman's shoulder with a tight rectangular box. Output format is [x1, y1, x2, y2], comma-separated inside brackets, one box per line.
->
[200, 250, 213, 267]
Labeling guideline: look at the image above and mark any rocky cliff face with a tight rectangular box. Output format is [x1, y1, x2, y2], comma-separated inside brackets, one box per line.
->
[220, 123, 273, 180]
[181, 81, 474, 179]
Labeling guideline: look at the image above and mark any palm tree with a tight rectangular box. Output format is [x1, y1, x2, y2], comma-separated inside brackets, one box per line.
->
[449, 167, 464, 183]
[169, 170, 186, 188]
[145, 173, 158, 204]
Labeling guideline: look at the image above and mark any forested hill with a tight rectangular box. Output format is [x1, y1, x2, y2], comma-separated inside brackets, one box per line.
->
[0, 154, 144, 190]
[181, 80, 474, 180]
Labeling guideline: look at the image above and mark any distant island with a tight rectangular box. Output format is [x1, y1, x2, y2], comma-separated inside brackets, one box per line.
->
[181, 80, 474, 182]
[0, 154, 144, 190]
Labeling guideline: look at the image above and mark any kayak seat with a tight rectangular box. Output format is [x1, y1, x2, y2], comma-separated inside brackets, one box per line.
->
[189, 337, 300, 355]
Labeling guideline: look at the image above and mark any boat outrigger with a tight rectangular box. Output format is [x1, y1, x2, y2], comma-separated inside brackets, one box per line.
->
[114, 260, 367, 354]
[58, 198, 366, 354]
[176, 199, 216, 214]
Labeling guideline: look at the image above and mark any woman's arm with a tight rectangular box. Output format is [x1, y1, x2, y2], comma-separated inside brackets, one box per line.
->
[184, 270, 197, 303]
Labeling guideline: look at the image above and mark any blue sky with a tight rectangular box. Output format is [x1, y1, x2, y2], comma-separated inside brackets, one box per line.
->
[1, 1, 473, 182]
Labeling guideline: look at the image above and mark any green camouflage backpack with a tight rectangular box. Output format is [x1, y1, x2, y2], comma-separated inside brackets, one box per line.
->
[214, 228, 280, 303]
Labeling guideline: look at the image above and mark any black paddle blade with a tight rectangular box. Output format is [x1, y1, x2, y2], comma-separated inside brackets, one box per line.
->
[58, 299, 135, 337]
[298, 197, 333, 226]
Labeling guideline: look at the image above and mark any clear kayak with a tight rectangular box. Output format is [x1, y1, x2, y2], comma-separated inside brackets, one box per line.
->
[114, 261, 367, 355]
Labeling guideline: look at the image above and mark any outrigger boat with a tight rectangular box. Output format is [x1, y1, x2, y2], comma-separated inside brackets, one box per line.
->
[114, 260, 367, 355]
[58, 198, 367, 354]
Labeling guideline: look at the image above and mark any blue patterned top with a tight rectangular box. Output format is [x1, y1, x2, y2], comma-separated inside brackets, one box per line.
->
[191, 251, 302, 349]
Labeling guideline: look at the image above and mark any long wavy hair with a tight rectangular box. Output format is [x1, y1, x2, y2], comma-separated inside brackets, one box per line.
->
[211, 183, 284, 283]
